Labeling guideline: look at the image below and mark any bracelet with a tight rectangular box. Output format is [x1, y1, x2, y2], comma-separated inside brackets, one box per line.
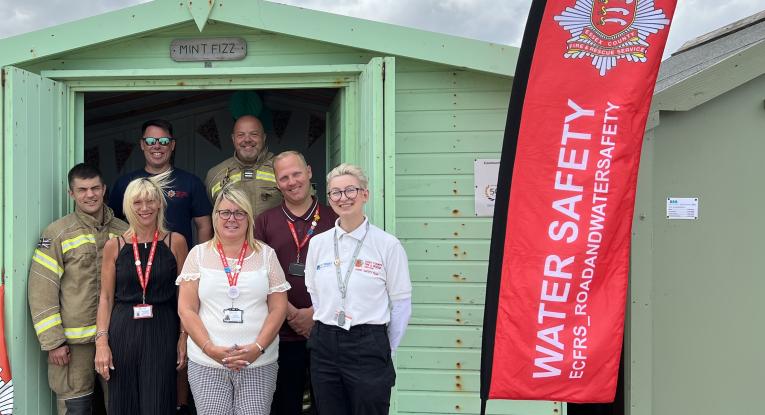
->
[201, 339, 212, 354]
[94, 330, 108, 341]
[254, 342, 265, 354]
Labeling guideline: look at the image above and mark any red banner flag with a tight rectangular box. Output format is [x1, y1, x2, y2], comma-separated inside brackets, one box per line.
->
[481, 0, 676, 404]
[0, 281, 14, 413]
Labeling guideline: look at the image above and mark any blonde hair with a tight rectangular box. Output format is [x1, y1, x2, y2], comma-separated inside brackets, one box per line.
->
[123, 170, 172, 237]
[210, 186, 260, 252]
[326, 163, 368, 189]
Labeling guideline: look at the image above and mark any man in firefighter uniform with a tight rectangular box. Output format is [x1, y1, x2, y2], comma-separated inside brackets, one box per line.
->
[28, 163, 128, 414]
[205, 114, 282, 218]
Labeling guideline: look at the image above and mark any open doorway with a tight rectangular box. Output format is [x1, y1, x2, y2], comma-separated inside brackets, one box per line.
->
[83, 88, 340, 208]
[82, 87, 339, 414]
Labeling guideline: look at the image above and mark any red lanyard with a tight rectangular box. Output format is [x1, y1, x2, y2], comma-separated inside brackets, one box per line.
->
[131, 230, 159, 304]
[215, 241, 249, 288]
[287, 205, 320, 262]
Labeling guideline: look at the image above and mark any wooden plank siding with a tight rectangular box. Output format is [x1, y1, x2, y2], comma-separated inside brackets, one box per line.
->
[394, 61, 561, 414]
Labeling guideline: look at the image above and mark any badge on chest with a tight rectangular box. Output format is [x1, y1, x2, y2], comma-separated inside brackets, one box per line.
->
[223, 307, 244, 324]
[288, 262, 306, 277]
[133, 304, 154, 319]
[335, 309, 352, 330]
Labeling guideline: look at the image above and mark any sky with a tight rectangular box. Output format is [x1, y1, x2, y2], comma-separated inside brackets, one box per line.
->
[0, 0, 763, 60]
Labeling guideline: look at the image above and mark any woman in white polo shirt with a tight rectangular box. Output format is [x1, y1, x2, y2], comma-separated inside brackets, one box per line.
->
[177, 186, 289, 414]
[305, 163, 412, 415]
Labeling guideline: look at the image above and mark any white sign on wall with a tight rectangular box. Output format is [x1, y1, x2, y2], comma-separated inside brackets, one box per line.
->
[666, 197, 699, 220]
[475, 159, 500, 217]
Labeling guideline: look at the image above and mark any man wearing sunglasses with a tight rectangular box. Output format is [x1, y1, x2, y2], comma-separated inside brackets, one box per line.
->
[205, 114, 283, 220]
[108, 119, 212, 414]
[110, 119, 213, 247]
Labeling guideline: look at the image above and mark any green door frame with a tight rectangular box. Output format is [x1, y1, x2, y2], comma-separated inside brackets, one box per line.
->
[6, 60, 396, 415]
[40, 61, 393, 228]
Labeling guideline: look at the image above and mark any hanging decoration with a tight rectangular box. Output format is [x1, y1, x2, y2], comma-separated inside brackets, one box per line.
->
[197, 117, 222, 149]
[114, 140, 135, 174]
[272, 110, 292, 140]
[307, 114, 325, 148]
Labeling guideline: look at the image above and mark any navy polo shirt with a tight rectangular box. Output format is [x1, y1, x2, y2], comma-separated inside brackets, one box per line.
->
[109, 168, 212, 246]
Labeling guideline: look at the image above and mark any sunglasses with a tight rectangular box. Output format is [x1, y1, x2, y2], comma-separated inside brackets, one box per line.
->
[143, 137, 174, 146]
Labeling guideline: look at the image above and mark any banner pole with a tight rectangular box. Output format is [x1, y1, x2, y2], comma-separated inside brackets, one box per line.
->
[480, 0, 548, 408]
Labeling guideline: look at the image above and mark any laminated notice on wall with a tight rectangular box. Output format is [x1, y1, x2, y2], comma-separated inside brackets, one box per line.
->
[667, 197, 699, 220]
[475, 159, 500, 217]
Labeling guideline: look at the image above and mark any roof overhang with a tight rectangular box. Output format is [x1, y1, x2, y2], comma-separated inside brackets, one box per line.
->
[0, 0, 517, 77]
[651, 39, 765, 114]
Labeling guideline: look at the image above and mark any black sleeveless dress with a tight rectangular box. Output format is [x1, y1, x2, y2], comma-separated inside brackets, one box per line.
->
[108, 234, 178, 414]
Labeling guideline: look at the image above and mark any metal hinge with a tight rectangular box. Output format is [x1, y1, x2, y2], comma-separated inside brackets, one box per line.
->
[382, 61, 386, 82]
[1, 68, 5, 88]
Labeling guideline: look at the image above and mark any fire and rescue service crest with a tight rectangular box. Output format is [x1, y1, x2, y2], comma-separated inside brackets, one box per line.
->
[554, 0, 670, 76]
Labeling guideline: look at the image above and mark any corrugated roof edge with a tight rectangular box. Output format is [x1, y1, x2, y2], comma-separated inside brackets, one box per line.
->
[652, 9, 765, 114]
[674, 8, 765, 55]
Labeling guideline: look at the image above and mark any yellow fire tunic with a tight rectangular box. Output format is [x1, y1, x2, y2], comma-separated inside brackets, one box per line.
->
[28, 206, 128, 350]
[205, 150, 283, 219]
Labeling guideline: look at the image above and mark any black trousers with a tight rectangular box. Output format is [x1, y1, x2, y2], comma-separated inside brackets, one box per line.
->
[271, 340, 313, 415]
[309, 322, 395, 415]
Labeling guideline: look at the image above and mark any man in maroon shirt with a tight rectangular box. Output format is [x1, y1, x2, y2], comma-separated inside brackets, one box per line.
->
[255, 151, 337, 415]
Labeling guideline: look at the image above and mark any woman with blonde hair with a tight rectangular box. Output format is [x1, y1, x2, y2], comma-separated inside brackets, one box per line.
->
[178, 186, 289, 414]
[305, 163, 412, 415]
[95, 171, 189, 414]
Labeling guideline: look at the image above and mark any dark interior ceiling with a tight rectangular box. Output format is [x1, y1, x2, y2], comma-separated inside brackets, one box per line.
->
[84, 89, 338, 128]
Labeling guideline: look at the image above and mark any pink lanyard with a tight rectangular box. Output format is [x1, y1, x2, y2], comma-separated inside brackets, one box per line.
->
[287, 205, 320, 262]
[131, 230, 159, 304]
[215, 241, 249, 299]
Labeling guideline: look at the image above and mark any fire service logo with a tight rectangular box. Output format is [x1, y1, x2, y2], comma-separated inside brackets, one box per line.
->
[554, 0, 670, 76]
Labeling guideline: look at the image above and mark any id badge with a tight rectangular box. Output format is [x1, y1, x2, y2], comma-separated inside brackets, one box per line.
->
[288, 262, 306, 277]
[133, 304, 154, 319]
[242, 169, 254, 181]
[335, 309, 352, 330]
[223, 308, 244, 324]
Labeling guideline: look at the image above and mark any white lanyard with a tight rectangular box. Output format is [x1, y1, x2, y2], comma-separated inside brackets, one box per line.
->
[333, 221, 370, 325]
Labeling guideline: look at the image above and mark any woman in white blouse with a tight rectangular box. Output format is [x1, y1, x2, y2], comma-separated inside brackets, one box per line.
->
[177, 186, 289, 414]
[305, 163, 412, 415]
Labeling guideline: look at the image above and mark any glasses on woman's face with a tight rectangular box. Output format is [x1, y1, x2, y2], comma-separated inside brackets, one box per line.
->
[143, 136, 173, 146]
[216, 209, 248, 221]
[327, 186, 364, 202]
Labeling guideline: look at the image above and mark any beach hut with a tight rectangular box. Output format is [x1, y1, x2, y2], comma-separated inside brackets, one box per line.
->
[630, 10, 765, 415]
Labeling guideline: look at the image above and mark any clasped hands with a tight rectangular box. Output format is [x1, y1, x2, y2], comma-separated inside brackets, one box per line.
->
[205, 343, 261, 371]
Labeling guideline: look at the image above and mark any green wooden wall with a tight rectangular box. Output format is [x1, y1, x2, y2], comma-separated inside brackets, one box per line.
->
[394, 60, 560, 415]
[630, 73, 765, 415]
[10, 20, 561, 414]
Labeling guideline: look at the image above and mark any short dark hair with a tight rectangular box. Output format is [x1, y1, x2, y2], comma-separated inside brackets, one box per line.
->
[141, 119, 174, 137]
[68, 163, 103, 190]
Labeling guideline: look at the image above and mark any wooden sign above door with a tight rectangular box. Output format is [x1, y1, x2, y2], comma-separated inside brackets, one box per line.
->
[170, 38, 247, 62]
